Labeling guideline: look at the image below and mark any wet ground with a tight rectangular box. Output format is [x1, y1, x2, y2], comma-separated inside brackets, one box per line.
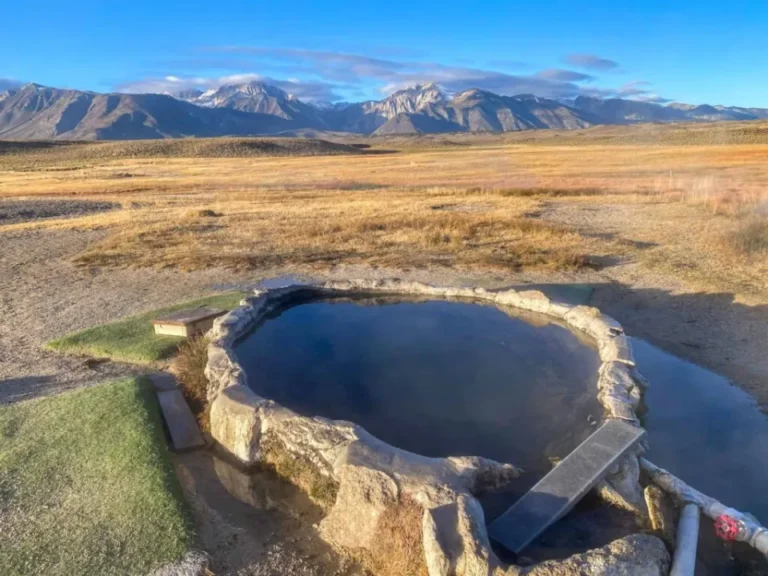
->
[231, 295, 768, 572]
[234, 297, 603, 475]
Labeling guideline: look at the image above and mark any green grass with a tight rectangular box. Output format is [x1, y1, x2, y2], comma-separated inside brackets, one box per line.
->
[0, 378, 192, 576]
[46, 291, 245, 364]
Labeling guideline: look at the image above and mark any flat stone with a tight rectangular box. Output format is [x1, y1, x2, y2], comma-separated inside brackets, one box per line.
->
[157, 389, 205, 450]
[488, 419, 646, 555]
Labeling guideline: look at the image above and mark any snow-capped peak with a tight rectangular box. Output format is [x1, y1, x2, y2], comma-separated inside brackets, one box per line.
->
[365, 82, 449, 117]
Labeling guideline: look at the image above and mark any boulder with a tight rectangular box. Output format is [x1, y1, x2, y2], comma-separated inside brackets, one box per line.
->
[505, 534, 669, 576]
[209, 385, 263, 464]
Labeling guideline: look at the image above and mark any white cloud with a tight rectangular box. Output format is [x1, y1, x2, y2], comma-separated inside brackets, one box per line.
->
[534, 69, 594, 82]
[616, 80, 671, 103]
[116, 73, 343, 101]
[115, 47, 670, 104]
[564, 53, 619, 71]
[0, 78, 21, 91]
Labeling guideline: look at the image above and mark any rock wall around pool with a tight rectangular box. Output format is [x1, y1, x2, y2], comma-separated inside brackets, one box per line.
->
[204, 279, 664, 576]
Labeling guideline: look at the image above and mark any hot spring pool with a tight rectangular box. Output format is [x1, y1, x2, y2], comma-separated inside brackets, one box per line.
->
[234, 297, 603, 475]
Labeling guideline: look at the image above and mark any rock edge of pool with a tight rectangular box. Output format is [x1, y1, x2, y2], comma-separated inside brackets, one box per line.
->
[204, 279, 668, 576]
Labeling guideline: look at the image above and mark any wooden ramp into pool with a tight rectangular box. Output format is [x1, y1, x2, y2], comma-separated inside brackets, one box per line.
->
[488, 419, 645, 555]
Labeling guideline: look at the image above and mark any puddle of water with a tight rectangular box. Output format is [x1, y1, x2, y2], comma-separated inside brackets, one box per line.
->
[635, 338, 768, 524]
[255, 275, 313, 290]
[209, 274, 314, 293]
[234, 298, 603, 474]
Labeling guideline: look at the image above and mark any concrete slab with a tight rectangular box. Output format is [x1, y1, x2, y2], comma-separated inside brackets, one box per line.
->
[157, 388, 205, 450]
[488, 419, 645, 555]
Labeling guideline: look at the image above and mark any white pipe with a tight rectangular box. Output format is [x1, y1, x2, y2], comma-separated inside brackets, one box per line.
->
[640, 458, 768, 557]
[670, 503, 699, 576]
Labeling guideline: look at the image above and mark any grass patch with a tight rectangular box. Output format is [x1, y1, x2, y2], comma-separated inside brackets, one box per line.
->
[261, 436, 339, 510]
[368, 497, 429, 576]
[721, 216, 768, 256]
[46, 292, 244, 364]
[0, 378, 192, 576]
[488, 186, 602, 197]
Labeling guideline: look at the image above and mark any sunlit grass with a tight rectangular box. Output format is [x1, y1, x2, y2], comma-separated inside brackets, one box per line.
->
[1, 134, 767, 298]
[46, 292, 244, 364]
[0, 378, 192, 576]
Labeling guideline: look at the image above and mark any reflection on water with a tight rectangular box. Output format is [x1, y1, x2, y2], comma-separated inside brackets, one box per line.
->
[228, 297, 768, 570]
[636, 338, 768, 524]
[234, 298, 602, 474]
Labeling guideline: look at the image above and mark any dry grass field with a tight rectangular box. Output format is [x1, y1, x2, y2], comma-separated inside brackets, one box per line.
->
[2, 128, 768, 574]
[1, 133, 766, 301]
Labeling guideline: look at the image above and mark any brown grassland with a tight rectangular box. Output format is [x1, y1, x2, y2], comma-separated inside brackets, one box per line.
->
[1, 125, 767, 303]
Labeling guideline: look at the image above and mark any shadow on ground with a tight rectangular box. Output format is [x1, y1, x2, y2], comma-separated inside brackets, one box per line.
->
[172, 450, 362, 576]
[500, 281, 768, 409]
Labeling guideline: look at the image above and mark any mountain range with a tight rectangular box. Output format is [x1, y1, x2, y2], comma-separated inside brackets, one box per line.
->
[1, 81, 767, 140]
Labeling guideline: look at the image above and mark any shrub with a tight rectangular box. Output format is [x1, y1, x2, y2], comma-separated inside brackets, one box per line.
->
[721, 216, 768, 256]
[260, 436, 339, 510]
[171, 335, 210, 431]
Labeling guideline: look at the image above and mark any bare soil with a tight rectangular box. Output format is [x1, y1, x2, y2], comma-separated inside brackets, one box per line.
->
[1, 221, 766, 409]
[172, 450, 362, 576]
[0, 227, 252, 403]
[1, 216, 767, 574]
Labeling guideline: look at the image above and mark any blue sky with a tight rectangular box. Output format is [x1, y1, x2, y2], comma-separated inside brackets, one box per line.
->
[2, 0, 768, 106]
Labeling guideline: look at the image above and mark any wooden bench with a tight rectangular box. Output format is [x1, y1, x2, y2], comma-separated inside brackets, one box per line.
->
[151, 306, 226, 337]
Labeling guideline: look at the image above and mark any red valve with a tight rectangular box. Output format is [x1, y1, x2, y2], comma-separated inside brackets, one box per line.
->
[714, 515, 741, 541]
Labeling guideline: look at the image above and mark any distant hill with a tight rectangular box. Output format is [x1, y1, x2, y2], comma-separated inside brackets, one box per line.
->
[0, 84, 298, 140]
[0, 138, 364, 169]
[573, 95, 768, 124]
[1, 80, 767, 140]
[181, 81, 330, 129]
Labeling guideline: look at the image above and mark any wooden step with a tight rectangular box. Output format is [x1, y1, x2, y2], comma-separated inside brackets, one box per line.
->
[488, 419, 645, 555]
[155, 386, 205, 451]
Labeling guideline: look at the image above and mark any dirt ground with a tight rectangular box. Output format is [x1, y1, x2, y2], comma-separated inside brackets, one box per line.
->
[172, 450, 363, 576]
[1, 204, 767, 574]
[1, 218, 766, 408]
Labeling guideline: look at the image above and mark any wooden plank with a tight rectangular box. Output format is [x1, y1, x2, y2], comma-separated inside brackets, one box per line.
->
[148, 372, 178, 392]
[151, 306, 225, 327]
[153, 323, 189, 337]
[488, 419, 645, 555]
[156, 389, 205, 450]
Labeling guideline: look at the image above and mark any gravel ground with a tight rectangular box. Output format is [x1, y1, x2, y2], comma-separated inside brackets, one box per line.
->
[0, 228, 255, 403]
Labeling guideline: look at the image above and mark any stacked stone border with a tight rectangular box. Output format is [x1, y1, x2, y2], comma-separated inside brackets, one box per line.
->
[204, 279, 666, 576]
